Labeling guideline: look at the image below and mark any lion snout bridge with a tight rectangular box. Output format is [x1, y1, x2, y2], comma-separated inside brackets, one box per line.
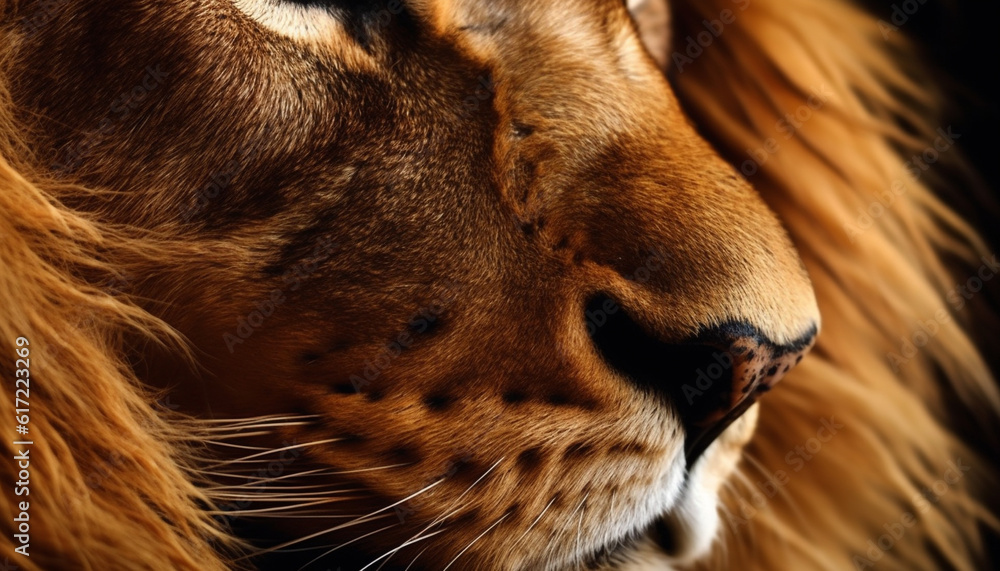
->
[585, 295, 817, 467]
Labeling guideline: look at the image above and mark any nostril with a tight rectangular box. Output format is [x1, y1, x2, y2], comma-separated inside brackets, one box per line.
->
[585, 294, 817, 468]
[585, 294, 732, 423]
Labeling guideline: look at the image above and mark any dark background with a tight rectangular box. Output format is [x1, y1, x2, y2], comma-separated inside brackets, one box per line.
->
[865, 0, 1000, 244]
[879, 0, 1000, 562]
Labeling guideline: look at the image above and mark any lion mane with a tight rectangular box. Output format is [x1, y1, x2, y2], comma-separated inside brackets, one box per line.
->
[1, 0, 998, 570]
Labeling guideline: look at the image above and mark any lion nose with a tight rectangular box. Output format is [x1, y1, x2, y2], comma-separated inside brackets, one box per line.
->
[586, 295, 817, 467]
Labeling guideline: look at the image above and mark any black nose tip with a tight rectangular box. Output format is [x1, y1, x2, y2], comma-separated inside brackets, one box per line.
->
[585, 295, 817, 467]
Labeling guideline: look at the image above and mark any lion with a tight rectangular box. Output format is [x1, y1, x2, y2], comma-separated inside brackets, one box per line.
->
[1, 0, 998, 569]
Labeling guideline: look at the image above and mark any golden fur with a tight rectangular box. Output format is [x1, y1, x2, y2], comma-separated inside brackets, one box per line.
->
[668, 1, 1000, 569]
[1, 0, 997, 569]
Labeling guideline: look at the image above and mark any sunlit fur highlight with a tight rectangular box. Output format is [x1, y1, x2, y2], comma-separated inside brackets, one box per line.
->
[0, 0, 997, 570]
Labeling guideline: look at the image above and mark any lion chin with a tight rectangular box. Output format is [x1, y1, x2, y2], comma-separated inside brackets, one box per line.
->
[2, 0, 998, 570]
[584, 407, 759, 571]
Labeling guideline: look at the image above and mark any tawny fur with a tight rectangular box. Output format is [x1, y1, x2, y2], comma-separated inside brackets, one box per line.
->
[0, 0, 997, 570]
[667, 0, 1000, 569]
[0, 100, 234, 570]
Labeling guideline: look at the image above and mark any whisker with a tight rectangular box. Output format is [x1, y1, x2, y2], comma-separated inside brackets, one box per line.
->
[329, 463, 409, 475]
[203, 462, 402, 495]
[198, 414, 320, 425]
[249, 512, 370, 519]
[203, 421, 317, 432]
[211, 481, 343, 492]
[403, 545, 431, 571]
[204, 440, 275, 451]
[575, 495, 588, 571]
[441, 514, 510, 571]
[425, 457, 505, 530]
[204, 438, 341, 468]
[606, 488, 619, 554]
[359, 529, 448, 571]
[513, 495, 557, 550]
[372, 457, 506, 569]
[547, 495, 587, 568]
[200, 430, 274, 439]
[200, 467, 338, 482]
[213, 497, 354, 516]
[211, 489, 362, 501]
[295, 524, 397, 570]
[239, 478, 447, 559]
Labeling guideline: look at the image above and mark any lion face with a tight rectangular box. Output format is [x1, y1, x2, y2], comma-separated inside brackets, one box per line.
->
[9, 0, 819, 568]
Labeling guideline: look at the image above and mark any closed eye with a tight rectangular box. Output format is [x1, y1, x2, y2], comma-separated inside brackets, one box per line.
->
[231, 0, 343, 40]
[232, 0, 385, 46]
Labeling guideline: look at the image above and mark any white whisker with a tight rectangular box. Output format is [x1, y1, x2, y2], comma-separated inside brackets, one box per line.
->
[441, 514, 510, 571]
[371, 457, 506, 569]
[204, 440, 274, 451]
[427, 457, 505, 529]
[295, 524, 396, 570]
[200, 467, 337, 482]
[213, 497, 353, 516]
[250, 512, 368, 519]
[239, 478, 447, 559]
[211, 482, 342, 492]
[205, 438, 341, 468]
[211, 489, 361, 501]
[205, 420, 317, 431]
[200, 430, 274, 438]
[403, 545, 431, 571]
[198, 414, 320, 425]
[575, 495, 589, 571]
[513, 494, 558, 550]
[548, 494, 587, 568]
[359, 529, 447, 571]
